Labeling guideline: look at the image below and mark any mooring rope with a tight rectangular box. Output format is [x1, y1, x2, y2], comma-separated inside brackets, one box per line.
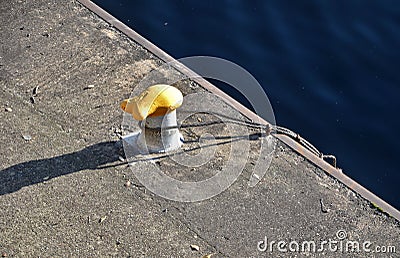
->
[182, 116, 338, 168]
[131, 113, 338, 168]
[270, 125, 337, 168]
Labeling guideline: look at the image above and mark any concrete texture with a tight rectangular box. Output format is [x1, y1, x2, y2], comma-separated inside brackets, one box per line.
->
[0, 0, 399, 257]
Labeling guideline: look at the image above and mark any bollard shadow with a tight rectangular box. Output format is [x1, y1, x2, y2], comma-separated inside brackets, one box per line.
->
[0, 127, 266, 196]
[0, 141, 122, 196]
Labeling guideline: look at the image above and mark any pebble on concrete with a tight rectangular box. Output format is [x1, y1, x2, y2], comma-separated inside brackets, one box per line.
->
[190, 244, 200, 251]
[84, 84, 95, 90]
[32, 86, 39, 95]
[22, 134, 32, 141]
[99, 216, 107, 223]
[202, 254, 214, 258]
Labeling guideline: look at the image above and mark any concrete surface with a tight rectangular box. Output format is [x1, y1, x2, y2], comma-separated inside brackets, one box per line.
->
[0, 0, 399, 257]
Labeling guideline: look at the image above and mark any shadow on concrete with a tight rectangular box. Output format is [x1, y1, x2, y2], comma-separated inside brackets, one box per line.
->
[0, 141, 121, 195]
[0, 131, 262, 193]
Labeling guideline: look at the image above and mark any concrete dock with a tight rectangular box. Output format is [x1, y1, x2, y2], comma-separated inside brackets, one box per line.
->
[1, 0, 399, 257]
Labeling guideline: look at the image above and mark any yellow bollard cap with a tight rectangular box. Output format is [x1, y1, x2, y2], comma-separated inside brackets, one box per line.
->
[120, 84, 183, 121]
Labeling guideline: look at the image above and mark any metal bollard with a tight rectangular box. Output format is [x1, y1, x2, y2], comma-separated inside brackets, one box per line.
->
[120, 84, 184, 154]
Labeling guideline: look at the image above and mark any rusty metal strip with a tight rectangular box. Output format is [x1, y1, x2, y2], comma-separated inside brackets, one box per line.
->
[76, 0, 400, 221]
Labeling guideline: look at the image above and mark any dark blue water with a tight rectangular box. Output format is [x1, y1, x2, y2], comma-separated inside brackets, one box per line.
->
[93, 0, 400, 209]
